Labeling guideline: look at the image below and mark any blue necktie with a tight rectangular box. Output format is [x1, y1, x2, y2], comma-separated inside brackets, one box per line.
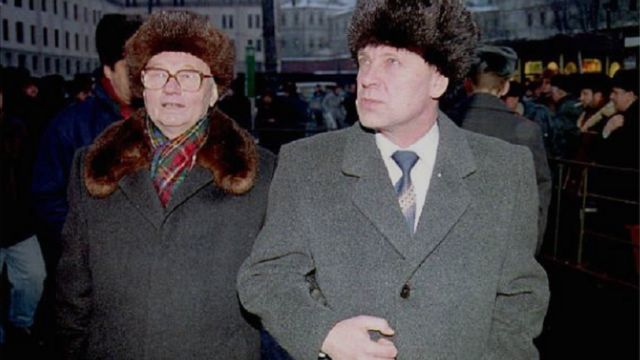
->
[392, 151, 419, 233]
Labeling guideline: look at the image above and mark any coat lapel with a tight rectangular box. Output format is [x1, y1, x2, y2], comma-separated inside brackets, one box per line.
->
[408, 113, 476, 263]
[342, 125, 413, 258]
[118, 169, 165, 229]
[163, 166, 217, 217]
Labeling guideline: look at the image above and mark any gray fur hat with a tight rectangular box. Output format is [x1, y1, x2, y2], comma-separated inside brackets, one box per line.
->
[470, 45, 518, 78]
[347, 0, 479, 82]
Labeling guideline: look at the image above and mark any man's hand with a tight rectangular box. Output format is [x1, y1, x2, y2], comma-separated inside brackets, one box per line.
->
[603, 114, 624, 138]
[321, 315, 398, 359]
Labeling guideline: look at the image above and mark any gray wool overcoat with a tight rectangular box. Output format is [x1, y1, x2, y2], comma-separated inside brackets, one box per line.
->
[56, 108, 275, 359]
[238, 113, 550, 359]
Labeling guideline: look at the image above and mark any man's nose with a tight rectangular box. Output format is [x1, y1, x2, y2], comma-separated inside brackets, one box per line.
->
[163, 76, 182, 93]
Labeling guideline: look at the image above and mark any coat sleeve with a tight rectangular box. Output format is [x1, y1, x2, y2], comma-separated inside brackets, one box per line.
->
[32, 116, 78, 236]
[55, 149, 93, 360]
[237, 144, 344, 360]
[528, 123, 552, 254]
[482, 146, 550, 359]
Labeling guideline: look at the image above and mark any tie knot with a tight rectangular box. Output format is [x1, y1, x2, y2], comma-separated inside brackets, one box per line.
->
[392, 151, 419, 175]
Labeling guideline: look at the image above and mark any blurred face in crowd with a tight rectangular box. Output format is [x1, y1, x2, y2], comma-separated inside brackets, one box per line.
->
[104, 59, 132, 104]
[610, 87, 637, 113]
[550, 86, 566, 104]
[503, 95, 519, 112]
[356, 44, 448, 147]
[579, 89, 606, 109]
[142, 51, 218, 139]
[23, 84, 39, 98]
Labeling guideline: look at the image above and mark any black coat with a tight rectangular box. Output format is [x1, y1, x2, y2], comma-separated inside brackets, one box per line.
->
[456, 93, 552, 252]
[56, 108, 275, 359]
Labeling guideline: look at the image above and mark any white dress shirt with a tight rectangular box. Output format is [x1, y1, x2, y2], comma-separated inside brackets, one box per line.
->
[375, 124, 439, 232]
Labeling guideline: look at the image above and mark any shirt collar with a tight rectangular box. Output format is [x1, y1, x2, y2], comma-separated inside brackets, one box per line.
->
[375, 123, 440, 161]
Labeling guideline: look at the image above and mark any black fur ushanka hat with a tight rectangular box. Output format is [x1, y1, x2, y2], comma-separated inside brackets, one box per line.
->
[125, 10, 235, 99]
[347, 0, 479, 82]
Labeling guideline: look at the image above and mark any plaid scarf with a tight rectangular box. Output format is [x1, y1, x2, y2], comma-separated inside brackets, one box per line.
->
[147, 115, 209, 207]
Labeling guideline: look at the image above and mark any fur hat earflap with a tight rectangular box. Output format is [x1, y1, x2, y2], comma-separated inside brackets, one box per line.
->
[347, 0, 479, 82]
[125, 10, 235, 99]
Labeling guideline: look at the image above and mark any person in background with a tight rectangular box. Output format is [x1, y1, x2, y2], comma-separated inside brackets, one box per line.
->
[238, 0, 549, 358]
[32, 14, 142, 274]
[218, 77, 252, 131]
[577, 73, 615, 133]
[56, 11, 275, 359]
[30, 13, 142, 353]
[549, 74, 582, 158]
[456, 45, 551, 254]
[0, 65, 47, 359]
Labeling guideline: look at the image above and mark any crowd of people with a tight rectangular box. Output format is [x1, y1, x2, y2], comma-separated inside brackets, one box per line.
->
[0, 1, 637, 359]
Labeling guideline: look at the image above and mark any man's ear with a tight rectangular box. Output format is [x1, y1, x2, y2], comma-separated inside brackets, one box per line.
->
[498, 80, 510, 97]
[431, 72, 449, 99]
[103, 64, 114, 81]
[209, 83, 219, 107]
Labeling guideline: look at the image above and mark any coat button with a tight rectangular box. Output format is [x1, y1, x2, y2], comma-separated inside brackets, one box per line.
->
[400, 284, 411, 299]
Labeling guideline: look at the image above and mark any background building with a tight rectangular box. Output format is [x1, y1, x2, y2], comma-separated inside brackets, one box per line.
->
[0, 0, 118, 77]
[0, 0, 266, 77]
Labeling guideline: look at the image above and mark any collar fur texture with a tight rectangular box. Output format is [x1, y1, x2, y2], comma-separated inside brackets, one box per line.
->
[84, 107, 258, 198]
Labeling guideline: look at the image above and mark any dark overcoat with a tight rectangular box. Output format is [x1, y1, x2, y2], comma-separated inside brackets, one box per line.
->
[238, 113, 549, 359]
[56, 108, 275, 359]
[458, 93, 552, 252]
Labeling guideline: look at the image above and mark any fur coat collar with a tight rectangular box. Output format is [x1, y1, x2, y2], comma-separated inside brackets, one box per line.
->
[84, 108, 258, 198]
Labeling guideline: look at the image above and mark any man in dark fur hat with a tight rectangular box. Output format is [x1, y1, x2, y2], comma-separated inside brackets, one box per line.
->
[239, 1, 549, 359]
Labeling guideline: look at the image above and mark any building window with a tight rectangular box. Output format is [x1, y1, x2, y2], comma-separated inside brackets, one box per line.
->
[18, 54, 26, 68]
[76, 60, 80, 73]
[86, 60, 91, 72]
[2, 19, 9, 42]
[16, 22, 24, 43]
[66, 58, 71, 75]
[85, 35, 89, 51]
[30, 25, 36, 44]
[294, 12, 299, 26]
[309, 13, 314, 25]
[256, 39, 262, 52]
[44, 57, 50, 72]
[527, 13, 533, 27]
[255, 14, 260, 28]
[319, 14, 323, 25]
[75, 33, 79, 50]
[32, 55, 38, 71]
[63, 1, 68, 19]
[65, 31, 69, 49]
[309, 38, 314, 49]
[247, 39, 253, 47]
[280, 14, 286, 26]
[43, 27, 48, 46]
[222, 15, 227, 28]
[84, 7, 88, 22]
[631, 0, 638, 11]
[15, 0, 22, 7]
[54, 58, 60, 73]
[29, 0, 34, 10]
[54, 29, 59, 47]
[41, 0, 46, 11]
[53, 0, 57, 14]
[4, 53, 12, 67]
[93, 10, 96, 24]
[248, 14, 252, 28]
[73, 3, 78, 20]
[229, 15, 233, 29]
[540, 11, 546, 26]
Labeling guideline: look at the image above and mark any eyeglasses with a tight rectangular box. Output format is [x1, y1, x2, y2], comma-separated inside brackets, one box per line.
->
[141, 68, 214, 92]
